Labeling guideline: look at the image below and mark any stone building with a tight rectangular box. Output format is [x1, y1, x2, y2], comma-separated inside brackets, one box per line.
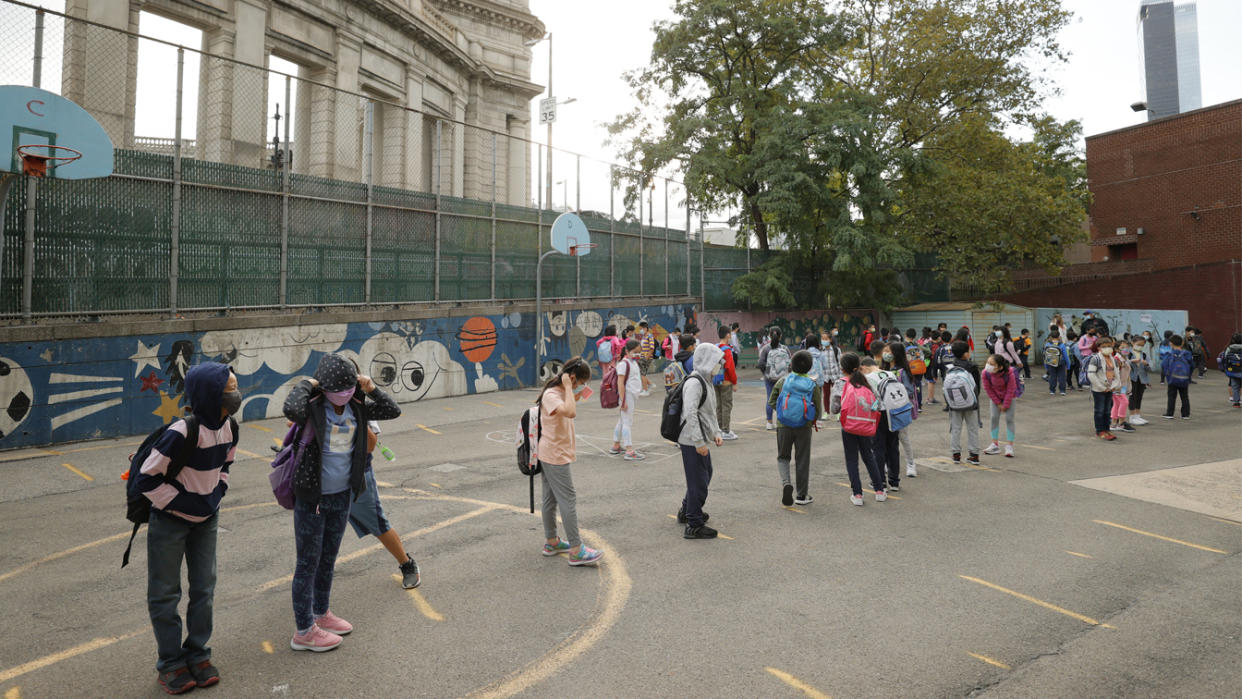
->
[61, 0, 544, 205]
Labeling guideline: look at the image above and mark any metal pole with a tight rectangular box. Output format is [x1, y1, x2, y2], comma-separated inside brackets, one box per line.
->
[364, 101, 374, 305]
[638, 174, 643, 296]
[434, 119, 442, 301]
[536, 144, 543, 304]
[280, 75, 290, 307]
[170, 48, 183, 317]
[22, 11, 44, 320]
[535, 248, 556, 380]
[699, 216, 706, 311]
[490, 131, 497, 300]
[545, 33, 553, 217]
[575, 154, 580, 297]
[32, 10, 43, 87]
[685, 201, 692, 296]
[608, 166, 615, 297]
[664, 178, 669, 296]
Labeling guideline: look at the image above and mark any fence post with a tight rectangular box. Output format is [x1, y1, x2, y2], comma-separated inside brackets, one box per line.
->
[21, 10, 44, 320]
[490, 131, 497, 301]
[638, 173, 643, 297]
[699, 216, 706, 311]
[685, 202, 692, 297]
[434, 119, 442, 302]
[575, 153, 580, 297]
[170, 48, 183, 317]
[609, 166, 615, 297]
[279, 75, 290, 308]
[363, 100, 374, 306]
[664, 178, 669, 297]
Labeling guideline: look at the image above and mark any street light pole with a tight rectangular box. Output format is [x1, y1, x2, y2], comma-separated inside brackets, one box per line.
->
[546, 32, 553, 212]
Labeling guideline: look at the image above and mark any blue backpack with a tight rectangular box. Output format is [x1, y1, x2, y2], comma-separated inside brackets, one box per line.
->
[1167, 351, 1193, 387]
[776, 374, 817, 428]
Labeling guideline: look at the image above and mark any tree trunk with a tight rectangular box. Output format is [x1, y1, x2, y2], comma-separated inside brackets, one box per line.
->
[746, 196, 769, 252]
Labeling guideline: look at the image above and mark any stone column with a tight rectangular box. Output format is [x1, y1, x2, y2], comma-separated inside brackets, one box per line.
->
[196, 1, 269, 166]
[452, 96, 466, 197]
[507, 116, 529, 207]
[61, 0, 138, 149]
[462, 77, 484, 199]
[332, 32, 364, 182]
[403, 78, 425, 191]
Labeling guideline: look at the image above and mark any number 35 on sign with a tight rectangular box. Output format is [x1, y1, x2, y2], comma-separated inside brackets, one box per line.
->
[539, 97, 557, 124]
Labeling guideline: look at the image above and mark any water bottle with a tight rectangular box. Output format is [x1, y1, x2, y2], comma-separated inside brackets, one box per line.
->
[379, 444, 396, 462]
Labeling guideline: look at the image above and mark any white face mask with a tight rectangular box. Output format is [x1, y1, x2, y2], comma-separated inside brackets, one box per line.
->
[994, 331, 1003, 338]
[1101, 347, 1114, 356]
[985, 364, 998, 374]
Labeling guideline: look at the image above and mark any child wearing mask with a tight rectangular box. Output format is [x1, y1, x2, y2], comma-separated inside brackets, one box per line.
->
[1044, 331, 1068, 395]
[830, 353, 887, 505]
[1086, 337, 1123, 440]
[1217, 333, 1242, 407]
[1109, 341, 1135, 432]
[1161, 335, 1194, 419]
[768, 350, 822, 506]
[677, 343, 725, 539]
[982, 354, 1019, 457]
[1129, 335, 1153, 425]
[610, 338, 646, 460]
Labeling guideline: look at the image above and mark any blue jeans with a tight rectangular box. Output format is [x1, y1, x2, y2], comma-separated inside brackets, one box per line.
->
[1092, 391, 1111, 433]
[1229, 377, 1241, 404]
[293, 491, 352, 631]
[147, 510, 218, 673]
[679, 445, 713, 527]
[764, 379, 777, 420]
[1046, 365, 1066, 393]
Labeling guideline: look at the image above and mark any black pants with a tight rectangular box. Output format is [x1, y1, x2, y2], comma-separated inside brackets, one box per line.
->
[841, 430, 885, 495]
[679, 444, 714, 527]
[1193, 353, 1206, 376]
[1128, 380, 1146, 411]
[1165, 385, 1190, 417]
[1020, 354, 1031, 378]
[871, 415, 901, 488]
[776, 425, 813, 499]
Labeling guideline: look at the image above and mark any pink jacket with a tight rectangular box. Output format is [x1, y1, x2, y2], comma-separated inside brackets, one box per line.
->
[1077, 335, 1096, 359]
[982, 367, 1020, 411]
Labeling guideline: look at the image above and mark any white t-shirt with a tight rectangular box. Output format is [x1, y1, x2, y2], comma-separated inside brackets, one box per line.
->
[616, 357, 643, 394]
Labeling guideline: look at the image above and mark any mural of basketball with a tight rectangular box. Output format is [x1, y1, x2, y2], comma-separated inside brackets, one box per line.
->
[457, 316, 498, 363]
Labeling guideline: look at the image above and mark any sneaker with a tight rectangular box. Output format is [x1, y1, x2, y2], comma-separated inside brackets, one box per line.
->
[1060, 391, 1067, 396]
[1129, 416, 1146, 426]
[608, 447, 622, 455]
[1004, 445, 1014, 458]
[927, 398, 939, 405]
[874, 490, 887, 502]
[542, 539, 571, 556]
[966, 454, 980, 466]
[314, 610, 352, 636]
[399, 554, 421, 588]
[952, 452, 961, 464]
[569, 545, 604, 566]
[158, 668, 197, 695]
[906, 463, 917, 478]
[1098, 431, 1117, 441]
[290, 625, 342, 652]
[1162, 414, 1174, 420]
[850, 493, 864, 506]
[1182, 416, 1191, 420]
[765, 421, 776, 430]
[639, 389, 651, 397]
[1119, 424, 1136, 433]
[984, 443, 1001, 455]
[623, 451, 646, 461]
[721, 431, 739, 440]
[781, 484, 794, 507]
[684, 524, 719, 539]
[675, 507, 709, 524]
[1049, 392, 1056, 395]
[1107, 425, 1117, 431]
[794, 495, 813, 505]
[188, 661, 220, 688]
[888, 483, 901, 492]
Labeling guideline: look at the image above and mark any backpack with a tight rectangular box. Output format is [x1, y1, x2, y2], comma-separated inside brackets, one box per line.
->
[876, 375, 915, 431]
[1158, 342, 1172, 359]
[1043, 343, 1062, 367]
[599, 364, 620, 408]
[712, 343, 730, 385]
[776, 374, 817, 428]
[1167, 351, 1193, 387]
[805, 347, 825, 386]
[660, 374, 707, 442]
[1222, 349, 1242, 376]
[1078, 357, 1092, 387]
[1186, 335, 1204, 355]
[515, 407, 543, 513]
[596, 337, 615, 364]
[764, 345, 792, 382]
[943, 366, 978, 411]
[937, 345, 955, 370]
[840, 383, 881, 436]
[906, 345, 927, 376]
[122, 415, 201, 568]
[269, 419, 316, 511]
[1009, 367, 1025, 399]
[663, 359, 687, 392]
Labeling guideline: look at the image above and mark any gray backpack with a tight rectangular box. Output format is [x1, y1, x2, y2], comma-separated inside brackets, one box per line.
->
[943, 365, 978, 411]
[764, 345, 792, 382]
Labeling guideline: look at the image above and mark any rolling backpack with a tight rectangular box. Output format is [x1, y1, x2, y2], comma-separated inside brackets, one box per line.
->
[840, 383, 881, 437]
[876, 374, 915, 431]
[906, 345, 927, 376]
[515, 407, 543, 513]
[599, 364, 620, 409]
[764, 345, 792, 382]
[660, 374, 707, 442]
[1167, 351, 1193, 387]
[943, 366, 978, 411]
[776, 374, 817, 428]
[122, 415, 201, 568]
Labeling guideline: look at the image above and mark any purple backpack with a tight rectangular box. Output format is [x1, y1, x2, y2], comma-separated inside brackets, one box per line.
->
[269, 420, 315, 509]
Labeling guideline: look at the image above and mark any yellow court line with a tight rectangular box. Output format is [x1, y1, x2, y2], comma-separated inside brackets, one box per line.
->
[59, 463, 93, 482]
[261, 641, 274, 654]
[483, 401, 504, 408]
[967, 652, 1011, 670]
[272, 437, 282, 447]
[392, 576, 445, 621]
[235, 448, 265, 460]
[1017, 443, 1056, 452]
[959, 575, 1113, 628]
[962, 462, 999, 472]
[442, 406, 455, 412]
[784, 507, 807, 514]
[1092, 520, 1229, 554]
[416, 424, 442, 435]
[764, 667, 832, 699]
[429, 483, 443, 489]
[5, 686, 21, 699]
[0, 631, 144, 683]
[247, 424, 273, 433]
[1064, 551, 1094, 559]
[40, 448, 64, 456]
[375, 480, 395, 488]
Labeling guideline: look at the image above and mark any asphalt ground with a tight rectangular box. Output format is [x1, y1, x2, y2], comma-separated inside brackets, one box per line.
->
[1, 368, 1240, 698]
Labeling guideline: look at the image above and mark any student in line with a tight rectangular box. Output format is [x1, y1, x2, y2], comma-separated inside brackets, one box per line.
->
[768, 350, 822, 506]
[944, 341, 982, 466]
[831, 352, 887, 505]
[137, 362, 240, 694]
[715, 325, 739, 440]
[636, 321, 656, 396]
[1161, 335, 1194, 420]
[887, 342, 921, 478]
[610, 338, 646, 461]
[1086, 336, 1123, 440]
[1217, 334, 1242, 407]
[1065, 331, 1083, 391]
[1044, 330, 1069, 395]
[285, 353, 401, 652]
[677, 342, 726, 539]
[982, 354, 1019, 458]
[1127, 336, 1153, 425]
[867, 341, 902, 491]
[1109, 339, 1135, 433]
[537, 357, 604, 565]
[758, 328, 792, 431]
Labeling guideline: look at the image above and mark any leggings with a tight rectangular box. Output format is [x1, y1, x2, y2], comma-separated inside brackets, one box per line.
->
[898, 425, 914, 467]
[541, 462, 581, 548]
[1110, 393, 1128, 420]
[292, 491, 352, 632]
[989, 402, 1015, 442]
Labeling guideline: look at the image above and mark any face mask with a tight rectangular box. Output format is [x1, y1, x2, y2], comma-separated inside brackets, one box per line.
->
[1101, 347, 1113, 356]
[994, 331, 1003, 338]
[882, 352, 893, 362]
[832, 330, 839, 337]
[325, 387, 355, 406]
[221, 390, 242, 416]
[985, 365, 998, 374]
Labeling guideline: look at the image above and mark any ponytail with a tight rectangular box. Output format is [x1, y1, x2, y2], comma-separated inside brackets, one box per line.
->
[537, 357, 592, 407]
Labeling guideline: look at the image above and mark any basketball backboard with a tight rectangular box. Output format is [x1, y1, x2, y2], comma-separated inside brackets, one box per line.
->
[549, 212, 591, 256]
[0, 85, 114, 179]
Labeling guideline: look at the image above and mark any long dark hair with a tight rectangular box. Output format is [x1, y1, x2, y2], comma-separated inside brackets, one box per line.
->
[769, 328, 783, 349]
[621, 337, 640, 358]
[840, 352, 869, 389]
[887, 341, 910, 374]
[805, 333, 822, 350]
[537, 357, 592, 407]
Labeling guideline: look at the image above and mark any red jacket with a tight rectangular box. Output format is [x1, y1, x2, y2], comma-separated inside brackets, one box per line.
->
[717, 342, 737, 384]
[982, 367, 1020, 411]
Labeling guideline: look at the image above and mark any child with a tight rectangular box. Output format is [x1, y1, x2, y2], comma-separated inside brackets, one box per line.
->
[1162, 334, 1194, 419]
[676, 333, 697, 373]
[1128, 335, 1153, 424]
[137, 362, 240, 693]
[677, 343, 725, 539]
[1018, 329, 1033, 379]
[1158, 330, 1174, 383]
[889, 342, 921, 478]
[866, 343, 902, 490]
[1085, 337, 1122, 440]
[536, 357, 604, 565]
[768, 350, 822, 506]
[982, 354, 1019, 457]
[831, 352, 887, 505]
[715, 326, 739, 440]
[1217, 334, 1242, 407]
[610, 338, 646, 460]
[944, 341, 982, 465]
[285, 353, 402, 652]
[1110, 340, 1136, 432]
[1065, 331, 1082, 391]
[662, 326, 681, 360]
[1044, 331, 1068, 395]
[636, 322, 656, 396]
[759, 329, 791, 430]
[346, 420, 422, 590]
[596, 324, 622, 375]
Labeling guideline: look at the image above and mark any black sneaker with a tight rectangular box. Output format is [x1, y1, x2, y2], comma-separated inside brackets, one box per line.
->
[400, 555, 421, 589]
[676, 506, 707, 524]
[158, 668, 197, 695]
[781, 484, 794, 507]
[1119, 424, 1136, 433]
[684, 524, 719, 539]
[888, 483, 901, 492]
[966, 454, 980, 466]
[952, 452, 961, 464]
[188, 660, 219, 688]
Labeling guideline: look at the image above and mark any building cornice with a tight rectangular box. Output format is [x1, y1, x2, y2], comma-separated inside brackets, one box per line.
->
[428, 0, 546, 42]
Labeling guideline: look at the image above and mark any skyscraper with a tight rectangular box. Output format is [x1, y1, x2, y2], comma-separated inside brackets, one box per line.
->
[1137, 0, 1202, 119]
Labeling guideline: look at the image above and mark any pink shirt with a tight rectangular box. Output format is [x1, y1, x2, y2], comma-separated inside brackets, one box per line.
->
[537, 387, 576, 465]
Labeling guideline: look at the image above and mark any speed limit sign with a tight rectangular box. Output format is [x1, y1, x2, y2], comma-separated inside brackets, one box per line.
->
[539, 97, 557, 124]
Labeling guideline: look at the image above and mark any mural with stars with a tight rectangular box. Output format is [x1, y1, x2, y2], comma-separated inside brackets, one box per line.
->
[0, 303, 696, 448]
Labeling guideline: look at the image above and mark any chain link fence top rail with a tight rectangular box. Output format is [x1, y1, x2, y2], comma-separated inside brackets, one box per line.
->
[0, 0, 715, 319]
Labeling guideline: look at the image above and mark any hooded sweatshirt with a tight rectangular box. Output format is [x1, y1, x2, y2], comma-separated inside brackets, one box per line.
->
[137, 362, 238, 523]
[674, 347, 696, 374]
[678, 343, 723, 448]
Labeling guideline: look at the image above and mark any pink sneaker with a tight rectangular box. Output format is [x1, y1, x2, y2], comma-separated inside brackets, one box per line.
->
[314, 610, 353, 636]
[290, 624, 342, 652]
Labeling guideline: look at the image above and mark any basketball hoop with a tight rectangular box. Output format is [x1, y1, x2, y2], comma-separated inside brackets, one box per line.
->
[569, 243, 597, 257]
[16, 144, 82, 177]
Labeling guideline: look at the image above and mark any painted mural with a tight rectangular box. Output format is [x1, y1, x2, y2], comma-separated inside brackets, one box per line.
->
[1033, 308, 1189, 344]
[698, 309, 878, 364]
[0, 303, 697, 449]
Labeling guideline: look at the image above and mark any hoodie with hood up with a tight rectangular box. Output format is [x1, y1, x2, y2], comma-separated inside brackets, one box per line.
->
[137, 362, 239, 523]
[679, 343, 723, 448]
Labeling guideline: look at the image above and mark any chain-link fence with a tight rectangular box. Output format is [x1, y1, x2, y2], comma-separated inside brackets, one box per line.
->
[0, 0, 709, 318]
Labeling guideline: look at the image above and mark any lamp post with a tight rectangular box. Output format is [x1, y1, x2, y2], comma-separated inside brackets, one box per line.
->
[1130, 101, 1173, 119]
[526, 32, 576, 210]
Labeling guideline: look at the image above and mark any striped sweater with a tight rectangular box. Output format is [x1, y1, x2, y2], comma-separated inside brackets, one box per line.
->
[137, 417, 238, 522]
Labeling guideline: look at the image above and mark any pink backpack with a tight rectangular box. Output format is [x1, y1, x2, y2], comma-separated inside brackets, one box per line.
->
[599, 364, 620, 409]
[840, 382, 880, 437]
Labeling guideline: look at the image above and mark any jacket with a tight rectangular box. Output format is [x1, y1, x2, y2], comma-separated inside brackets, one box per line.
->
[717, 341, 737, 384]
[767, 374, 823, 423]
[674, 348, 695, 374]
[994, 339, 1022, 366]
[982, 367, 1020, 411]
[1128, 348, 1151, 385]
[1077, 335, 1097, 359]
[821, 343, 843, 382]
[284, 380, 401, 505]
[638, 333, 656, 360]
[1086, 353, 1123, 393]
[679, 343, 723, 448]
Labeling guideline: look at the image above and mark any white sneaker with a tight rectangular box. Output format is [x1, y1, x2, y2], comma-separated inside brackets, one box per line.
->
[765, 422, 776, 431]
[874, 490, 887, 502]
[721, 431, 739, 440]
[1130, 416, 1148, 426]
[906, 463, 917, 478]
[1004, 444, 1014, 458]
[850, 494, 864, 506]
[639, 389, 651, 397]
[983, 443, 1001, 455]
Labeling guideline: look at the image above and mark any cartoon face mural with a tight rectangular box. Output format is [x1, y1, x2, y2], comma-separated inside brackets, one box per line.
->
[547, 312, 568, 338]
[355, 334, 468, 402]
[199, 324, 348, 376]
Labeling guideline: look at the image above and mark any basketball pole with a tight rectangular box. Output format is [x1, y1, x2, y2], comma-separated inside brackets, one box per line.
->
[0, 175, 14, 300]
[534, 247, 558, 378]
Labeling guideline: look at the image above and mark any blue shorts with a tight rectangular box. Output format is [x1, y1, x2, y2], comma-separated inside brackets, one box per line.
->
[348, 468, 392, 538]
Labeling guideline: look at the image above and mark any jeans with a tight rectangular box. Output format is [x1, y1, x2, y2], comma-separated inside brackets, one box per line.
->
[1165, 385, 1190, 417]
[679, 445, 713, 527]
[613, 390, 638, 447]
[292, 491, 351, 631]
[147, 510, 218, 673]
[541, 462, 581, 548]
[1046, 365, 1067, 393]
[764, 379, 777, 421]
[1229, 377, 1241, 404]
[776, 424, 813, 499]
[1092, 391, 1111, 433]
[871, 415, 901, 487]
[841, 430, 884, 495]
